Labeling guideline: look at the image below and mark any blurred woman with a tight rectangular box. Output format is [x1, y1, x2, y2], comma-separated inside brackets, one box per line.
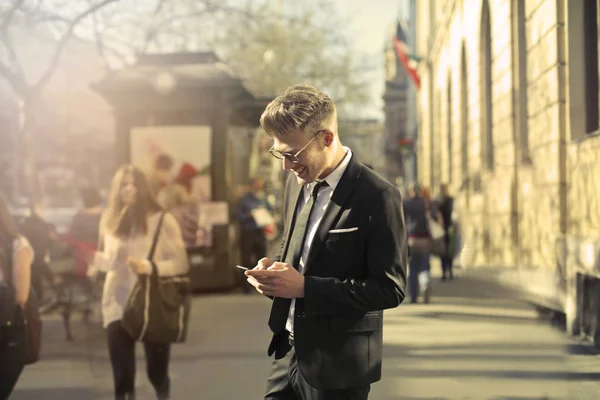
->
[0, 195, 33, 398]
[89, 165, 188, 400]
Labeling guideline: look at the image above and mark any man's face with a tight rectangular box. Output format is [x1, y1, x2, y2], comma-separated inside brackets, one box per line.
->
[251, 178, 264, 192]
[272, 129, 326, 185]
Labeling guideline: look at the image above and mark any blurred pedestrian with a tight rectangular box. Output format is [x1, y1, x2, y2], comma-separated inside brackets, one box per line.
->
[403, 182, 433, 303]
[437, 183, 455, 280]
[158, 162, 200, 248]
[236, 177, 273, 294]
[0, 195, 34, 398]
[18, 206, 54, 302]
[68, 187, 104, 274]
[236, 178, 272, 266]
[245, 84, 407, 399]
[88, 165, 189, 400]
[61, 187, 105, 325]
[147, 153, 174, 199]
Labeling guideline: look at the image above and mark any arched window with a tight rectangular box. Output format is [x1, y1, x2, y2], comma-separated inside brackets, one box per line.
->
[583, 0, 599, 133]
[447, 75, 453, 183]
[566, 0, 599, 139]
[460, 43, 469, 203]
[480, 0, 493, 170]
[511, 0, 529, 161]
[432, 90, 442, 188]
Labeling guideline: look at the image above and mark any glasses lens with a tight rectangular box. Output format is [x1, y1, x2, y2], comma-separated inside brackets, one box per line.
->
[285, 155, 299, 164]
[269, 149, 283, 160]
[269, 149, 299, 163]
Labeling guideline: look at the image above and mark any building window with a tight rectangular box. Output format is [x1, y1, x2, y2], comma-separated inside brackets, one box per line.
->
[480, 0, 494, 170]
[460, 43, 469, 201]
[430, 95, 436, 189]
[447, 76, 453, 184]
[512, 0, 530, 161]
[583, 0, 599, 134]
[434, 91, 442, 187]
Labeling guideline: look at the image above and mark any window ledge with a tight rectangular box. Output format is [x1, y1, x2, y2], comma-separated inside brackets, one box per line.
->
[571, 130, 600, 145]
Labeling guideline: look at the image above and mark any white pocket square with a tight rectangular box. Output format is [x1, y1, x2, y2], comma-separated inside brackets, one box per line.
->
[328, 227, 359, 233]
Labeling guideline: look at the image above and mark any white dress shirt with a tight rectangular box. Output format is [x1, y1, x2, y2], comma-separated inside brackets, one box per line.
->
[286, 147, 353, 333]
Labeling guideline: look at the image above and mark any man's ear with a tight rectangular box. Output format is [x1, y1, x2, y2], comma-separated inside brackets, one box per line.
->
[323, 130, 334, 146]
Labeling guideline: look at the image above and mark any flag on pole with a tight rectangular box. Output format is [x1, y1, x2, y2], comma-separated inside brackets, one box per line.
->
[393, 21, 421, 90]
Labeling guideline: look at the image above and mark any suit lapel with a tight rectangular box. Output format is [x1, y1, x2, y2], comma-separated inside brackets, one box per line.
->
[281, 176, 303, 262]
[303, 155, 362, 275]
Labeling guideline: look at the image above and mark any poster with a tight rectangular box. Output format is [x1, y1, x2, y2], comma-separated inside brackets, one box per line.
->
[130, 125, 214, 246]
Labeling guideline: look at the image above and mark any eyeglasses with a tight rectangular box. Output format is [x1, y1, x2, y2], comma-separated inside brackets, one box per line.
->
[268, 130, 325, 164]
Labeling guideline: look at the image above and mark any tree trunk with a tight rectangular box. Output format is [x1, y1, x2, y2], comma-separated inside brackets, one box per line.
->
[19, 95, 43, 208]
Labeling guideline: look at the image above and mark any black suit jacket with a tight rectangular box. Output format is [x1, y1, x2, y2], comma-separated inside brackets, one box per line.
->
[267, 154, 408, 390]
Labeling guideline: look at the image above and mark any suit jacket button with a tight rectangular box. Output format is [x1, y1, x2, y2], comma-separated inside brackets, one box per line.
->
[297, 312, 305, 319]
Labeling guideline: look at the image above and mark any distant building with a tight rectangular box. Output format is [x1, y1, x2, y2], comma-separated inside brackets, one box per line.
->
[383, 0, 418, 192]
[339, 119, 385, 172]
[414, 0, 600, 277]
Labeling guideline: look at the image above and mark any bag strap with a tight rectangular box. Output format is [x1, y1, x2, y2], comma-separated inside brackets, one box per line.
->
[147, 212, 166, 277]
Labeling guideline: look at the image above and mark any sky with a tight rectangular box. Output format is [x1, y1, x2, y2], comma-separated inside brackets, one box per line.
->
[226, 0, 408, 120]
[329, 0, 406, 120]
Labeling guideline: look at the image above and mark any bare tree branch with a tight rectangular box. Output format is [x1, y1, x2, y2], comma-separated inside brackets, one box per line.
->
[0, 59, 26, 95]
[29, 12, 71, 25]
[0, 0, 25, 32]
[0, 32, 25, 82]
[140, 0, 168, 53]
[140, 1, 223, 53]
[33, 0, 119, 90]
[88, 0, 110, 71]
[0, 0, 27, 80]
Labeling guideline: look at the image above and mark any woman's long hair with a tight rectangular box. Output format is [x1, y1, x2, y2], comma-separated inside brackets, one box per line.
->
[101, 165, 162, 238]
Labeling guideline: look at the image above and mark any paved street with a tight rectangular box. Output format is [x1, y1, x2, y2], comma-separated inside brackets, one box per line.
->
[12, 268, 600, 400]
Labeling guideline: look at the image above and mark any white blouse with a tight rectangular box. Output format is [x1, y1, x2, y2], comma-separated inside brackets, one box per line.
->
[0, 236, 34, 281]
[90, 212, 189, 328]
[0, 236, 34, 306]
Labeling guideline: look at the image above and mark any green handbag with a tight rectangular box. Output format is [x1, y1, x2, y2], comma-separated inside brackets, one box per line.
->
[121, 213, 191, 344]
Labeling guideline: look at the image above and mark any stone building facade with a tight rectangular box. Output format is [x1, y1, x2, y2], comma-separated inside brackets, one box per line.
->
[415, 0, 599, 288]
[383, 1, 419, 190]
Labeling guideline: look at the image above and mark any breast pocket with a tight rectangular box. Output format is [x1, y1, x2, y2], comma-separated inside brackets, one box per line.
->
[325, 228, 360, 252]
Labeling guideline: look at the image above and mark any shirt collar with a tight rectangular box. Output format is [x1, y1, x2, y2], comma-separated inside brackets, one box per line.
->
[309, 146, 352, 193]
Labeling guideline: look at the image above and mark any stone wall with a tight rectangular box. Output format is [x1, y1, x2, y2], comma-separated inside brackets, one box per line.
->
[414, 0, 576, 273]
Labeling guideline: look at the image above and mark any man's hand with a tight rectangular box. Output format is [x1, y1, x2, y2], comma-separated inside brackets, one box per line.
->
[245, 262, 305, 298]
[254, 257, 273, 270]
[245, 257, 274, 290]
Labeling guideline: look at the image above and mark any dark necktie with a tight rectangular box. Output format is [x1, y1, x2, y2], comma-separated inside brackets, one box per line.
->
[284, 180, 329, 269]
[268, 180, 328, 333]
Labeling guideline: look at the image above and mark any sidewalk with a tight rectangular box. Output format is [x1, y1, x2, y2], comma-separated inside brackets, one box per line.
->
[13, 268, 600, 400]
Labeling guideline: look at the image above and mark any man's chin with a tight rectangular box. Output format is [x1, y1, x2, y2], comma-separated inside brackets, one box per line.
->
[293, 168, 311, 185]
[295, 176, 307, 185]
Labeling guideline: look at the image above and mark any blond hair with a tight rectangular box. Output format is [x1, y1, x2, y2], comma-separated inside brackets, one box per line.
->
[260, 84, 337, 137]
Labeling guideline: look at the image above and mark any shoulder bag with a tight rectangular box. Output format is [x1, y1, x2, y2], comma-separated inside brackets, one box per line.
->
[121, 213, 191, 344]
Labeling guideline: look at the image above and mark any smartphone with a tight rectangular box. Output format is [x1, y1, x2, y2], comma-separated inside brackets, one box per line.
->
[236, 265, 250, 271]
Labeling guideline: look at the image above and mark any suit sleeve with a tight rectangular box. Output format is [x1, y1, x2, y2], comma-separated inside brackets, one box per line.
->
[270, 173, 292, 263]
[303, 186, 408, 315]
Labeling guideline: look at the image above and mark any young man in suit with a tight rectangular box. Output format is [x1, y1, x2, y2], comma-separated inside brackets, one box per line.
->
[245, 84, 408, 400]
